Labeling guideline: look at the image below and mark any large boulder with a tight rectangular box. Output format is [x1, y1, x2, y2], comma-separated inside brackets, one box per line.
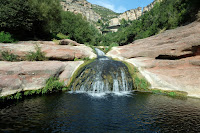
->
[0, 61, 65, 96]
[59, 39, 82, 46]
[0, 41, 96, 61]
[59, 61, 84, 86]
[0, 61, 84, 97]
[107, 21, 200, 98]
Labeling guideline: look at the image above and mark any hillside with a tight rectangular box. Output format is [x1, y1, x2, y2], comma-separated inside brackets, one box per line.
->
[92, 4, 120, 22]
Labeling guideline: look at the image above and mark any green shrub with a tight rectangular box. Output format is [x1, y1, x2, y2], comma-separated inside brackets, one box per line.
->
[56, 33, 70, 40]
[0, 31, 15, 43]
[26, 45, 47, 61]
[1, 50, 19, 61]
[42, 77, 66, 94]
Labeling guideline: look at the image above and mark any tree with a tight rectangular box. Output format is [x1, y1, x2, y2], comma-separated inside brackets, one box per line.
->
[0, 0, 62, 39]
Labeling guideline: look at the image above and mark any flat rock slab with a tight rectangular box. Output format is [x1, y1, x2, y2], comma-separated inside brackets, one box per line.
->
[0, 61, 83, 96]
[126, 56, 200, 97]
[107, 22, 200, 59]
[0, 41, 96, 61]
[107, 21, 200, 98]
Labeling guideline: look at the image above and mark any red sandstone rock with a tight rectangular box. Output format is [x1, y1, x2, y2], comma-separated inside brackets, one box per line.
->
[59, 61, 84, 86]
[59, 39, 82, 46]
[0, 40, 96, 61]
[107, 21, 200, 98]
[0, 61, 84, 96]
[0, 61, 65, 96]
[107, 22, 200, 59]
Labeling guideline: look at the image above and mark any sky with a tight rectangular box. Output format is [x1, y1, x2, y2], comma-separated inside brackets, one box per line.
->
[87, 0, 154, 13]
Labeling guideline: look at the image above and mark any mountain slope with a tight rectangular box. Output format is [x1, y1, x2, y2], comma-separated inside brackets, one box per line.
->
[92, 4, 120, 22]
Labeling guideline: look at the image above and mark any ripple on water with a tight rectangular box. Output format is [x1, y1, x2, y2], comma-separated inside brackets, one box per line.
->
[1, 92, 200, 132]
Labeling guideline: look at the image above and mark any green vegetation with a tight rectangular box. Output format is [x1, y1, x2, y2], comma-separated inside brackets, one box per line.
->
[122, 60, 188, 97]
[41, 77, 68, 94]
[74, 57, 91, 61]
[0, 0, 62, 40]
[0, 31, 15, 43]
[151, 89, 188, 97]
[0, 77, 68, 101]
[69, 58, 96, 88]
[0, 45, 47, 61]
[122, 61, 150, 91]
[92, 4, 120, 22]
[26, 45, 47, 61]
[0, 50, 19, 61]
[100, 0, 200, 46]
[0, 0, 100, 45]
[54, 11, 100, 45]
[56, 33, 70, 40]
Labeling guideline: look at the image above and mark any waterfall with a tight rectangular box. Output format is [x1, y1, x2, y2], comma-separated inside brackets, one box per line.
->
[71, 48, 133, 96]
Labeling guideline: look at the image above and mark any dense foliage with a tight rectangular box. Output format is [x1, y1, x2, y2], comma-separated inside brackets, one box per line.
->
[100, 0, 200, 46]
[0, 0, 62, 40]
[0, 0, 99, 44]
[92, 4, 120, 22]
[54, 11, 100, 44]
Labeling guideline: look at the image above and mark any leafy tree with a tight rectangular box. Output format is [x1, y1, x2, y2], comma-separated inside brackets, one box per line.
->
[54, 11, 100, 44]
[0, 0, 62, 40]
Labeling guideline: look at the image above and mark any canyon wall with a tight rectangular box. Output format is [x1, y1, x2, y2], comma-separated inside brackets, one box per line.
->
[60, 0, 101, 22]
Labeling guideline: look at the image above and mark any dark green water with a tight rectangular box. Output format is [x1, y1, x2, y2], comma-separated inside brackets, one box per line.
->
[1, 92, 200, 132]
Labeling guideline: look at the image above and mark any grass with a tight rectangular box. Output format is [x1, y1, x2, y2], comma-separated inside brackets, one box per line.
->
[0, 77, 69, 101]
[151, 89, 188, 98]
[74, 57, 90, 61]
[52, 38, 60, 45]
[26, 45, 47, 61]
[0, 50, 19, 61]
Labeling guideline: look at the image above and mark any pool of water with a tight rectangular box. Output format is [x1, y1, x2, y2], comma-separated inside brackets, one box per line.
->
[1, 92, 200, 132]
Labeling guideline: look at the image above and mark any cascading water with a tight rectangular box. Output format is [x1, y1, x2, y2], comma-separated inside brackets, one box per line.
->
[71, 48, 133, 96]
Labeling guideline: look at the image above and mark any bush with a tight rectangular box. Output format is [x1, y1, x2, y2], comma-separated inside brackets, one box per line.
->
[26, 45, 47, 61]
[0, 31, 15, 43]
[1, 50, 18, 61]
[42, 77, 67, 94]
[56, 33, 70, 40]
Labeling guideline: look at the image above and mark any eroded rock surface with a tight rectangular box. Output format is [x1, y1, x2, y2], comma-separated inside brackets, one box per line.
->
[0, 61, 84, 96]
[60, 0, 101, 22]
[107, 22, 200, 98]
[0, 41, 96, 61]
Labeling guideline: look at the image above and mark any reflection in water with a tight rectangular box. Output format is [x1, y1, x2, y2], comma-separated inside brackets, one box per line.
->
[1, 92, 200, 132]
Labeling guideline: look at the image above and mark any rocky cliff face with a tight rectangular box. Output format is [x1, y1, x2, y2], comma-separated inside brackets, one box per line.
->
[60, 0, 162, 26]
[109, 0, 163, 27]
[60, 0, 101, 22]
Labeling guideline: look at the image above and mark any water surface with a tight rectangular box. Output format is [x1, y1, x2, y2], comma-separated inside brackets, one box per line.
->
[1, 92, 200, 132]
